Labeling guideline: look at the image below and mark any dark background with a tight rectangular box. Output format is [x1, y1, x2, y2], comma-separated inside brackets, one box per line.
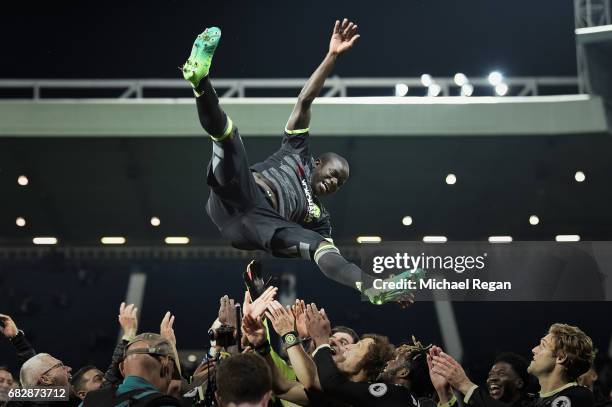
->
[1, 0, 576, 79]
[2, 0, 611, 391]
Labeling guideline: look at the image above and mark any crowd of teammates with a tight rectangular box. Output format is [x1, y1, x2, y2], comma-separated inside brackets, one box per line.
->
[1, 272, 611, 407]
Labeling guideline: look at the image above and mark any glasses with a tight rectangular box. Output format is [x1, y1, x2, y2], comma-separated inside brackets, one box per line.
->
[39, 362, 64, 381]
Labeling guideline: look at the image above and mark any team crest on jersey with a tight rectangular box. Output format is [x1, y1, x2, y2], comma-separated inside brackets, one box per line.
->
[368, 383, 388, 397]
[552, 396, 571, 407]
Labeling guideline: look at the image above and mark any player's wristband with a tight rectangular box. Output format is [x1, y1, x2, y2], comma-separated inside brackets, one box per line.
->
[282, 331, 302, 349]
[438, 394, 457, 407]
[254, 340, 271, 356]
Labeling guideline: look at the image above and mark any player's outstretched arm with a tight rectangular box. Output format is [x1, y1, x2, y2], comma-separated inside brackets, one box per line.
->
[286, 18, 360, 131]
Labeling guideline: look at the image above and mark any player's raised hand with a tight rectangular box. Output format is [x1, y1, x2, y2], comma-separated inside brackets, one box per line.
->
[265, 301, 295, 336]
[329, 18, 360, 56]
[160, 311, 177, 347]
[291, 299, 308, 338]
[430, 347, 475, 394]
[118, 302, 138, 340]
[304, 303, 331, 347]
[241, 314, 266, 347]
[243, 286, 277, 320]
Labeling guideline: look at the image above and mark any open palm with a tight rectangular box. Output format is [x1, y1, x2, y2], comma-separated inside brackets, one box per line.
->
[329, 18, 360, 56]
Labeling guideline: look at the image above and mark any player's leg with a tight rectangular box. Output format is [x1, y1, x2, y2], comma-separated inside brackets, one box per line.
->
[182, 27, 249, 191]
[270, 227, 374, 292]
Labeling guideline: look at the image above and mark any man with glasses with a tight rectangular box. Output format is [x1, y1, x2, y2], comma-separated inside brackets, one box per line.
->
[17, 353, 78, 406]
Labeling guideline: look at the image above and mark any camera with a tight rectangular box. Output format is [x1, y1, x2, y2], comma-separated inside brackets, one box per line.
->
[208, 324, 236, 348]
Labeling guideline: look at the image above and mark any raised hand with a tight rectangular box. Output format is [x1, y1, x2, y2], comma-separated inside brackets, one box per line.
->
[427, 346, 451, 396]
[160, 311, 177, 347]
[265, 301, 296, 337]
[243, 286, 278, 320]
[304, 303, 331, 347]
[118, 302, 138, 339]
[291, 299, 308, 338]
[0, 314, 19, 338]
[218, 295, 237, 328]
[329, 18, 360, 56]
[241, 314, 266, 347]
[430, 347, 475, 394]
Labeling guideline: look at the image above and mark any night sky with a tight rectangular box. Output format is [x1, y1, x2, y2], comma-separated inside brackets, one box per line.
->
[1, 0, 577, 79]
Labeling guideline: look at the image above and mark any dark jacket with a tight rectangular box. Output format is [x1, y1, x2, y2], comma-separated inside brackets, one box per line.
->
[101, 339, 128, 388]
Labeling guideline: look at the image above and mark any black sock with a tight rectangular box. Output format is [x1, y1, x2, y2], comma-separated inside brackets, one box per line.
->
[315, 249, 375, 292]
[195, 76, 227, 137]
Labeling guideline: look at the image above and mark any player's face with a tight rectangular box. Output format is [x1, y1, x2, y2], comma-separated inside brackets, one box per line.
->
[379, 352, 408, 383]
[486, 362, 522, 401]
[311, 157, 349, 196]
[333, 337, 374, 375]
[527, 334, 557, 377]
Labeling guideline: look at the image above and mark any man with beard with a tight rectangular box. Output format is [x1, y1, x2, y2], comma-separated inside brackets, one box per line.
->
[486, 353, 531, 407]
[428, 323, 596, 407]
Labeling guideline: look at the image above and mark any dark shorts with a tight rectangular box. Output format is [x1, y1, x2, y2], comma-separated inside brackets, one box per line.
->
[205, 131, 325, 259]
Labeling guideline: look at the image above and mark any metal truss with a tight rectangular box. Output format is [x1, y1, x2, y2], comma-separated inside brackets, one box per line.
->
[0, 76, 579, 100]
[574, 0, 612, 92]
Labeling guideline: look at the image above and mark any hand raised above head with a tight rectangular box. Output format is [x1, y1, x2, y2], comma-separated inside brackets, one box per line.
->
[329, 18, 360, 56]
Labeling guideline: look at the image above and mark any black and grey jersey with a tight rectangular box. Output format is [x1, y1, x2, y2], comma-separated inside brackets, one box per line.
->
[466, 384, 594, 407]
[250, 129, 332, 239]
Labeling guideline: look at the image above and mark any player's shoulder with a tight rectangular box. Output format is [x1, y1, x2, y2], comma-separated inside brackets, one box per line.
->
[366, 382, 419, 406]
[545, 384, 594, 407]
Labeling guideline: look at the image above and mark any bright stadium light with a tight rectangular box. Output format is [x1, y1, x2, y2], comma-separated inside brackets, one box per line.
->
[188, 354, 197, 363]
[461, 83, 474, 96]
[165, 236, 190, 245]
[356, 236, 382, 244]
[101, 237, 126, 245]
[529, 215, 540, 225]
[555, 234, 580, 242]
[428, 83, 442, 97]
[150, 216, 161, 226]
[495, 83, 509, 96]
[33, 237, 58, 245]
[394, 83, 409, 96]
[423, 236, 447, 243]
[16, 217, 26, 227]
[574, 171, 586, 182]
[17, 175, 29, 186]
[488, 71, 503, 86]
[445, 173, 457, 185]
[420, 74, 433, 87]
[401, 216, 413, 226]
[488, 236, 513, 243]
[454, 73, 468, 86]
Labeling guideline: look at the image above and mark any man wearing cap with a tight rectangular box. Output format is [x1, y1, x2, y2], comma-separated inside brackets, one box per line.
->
[81, 333, 181, 406]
